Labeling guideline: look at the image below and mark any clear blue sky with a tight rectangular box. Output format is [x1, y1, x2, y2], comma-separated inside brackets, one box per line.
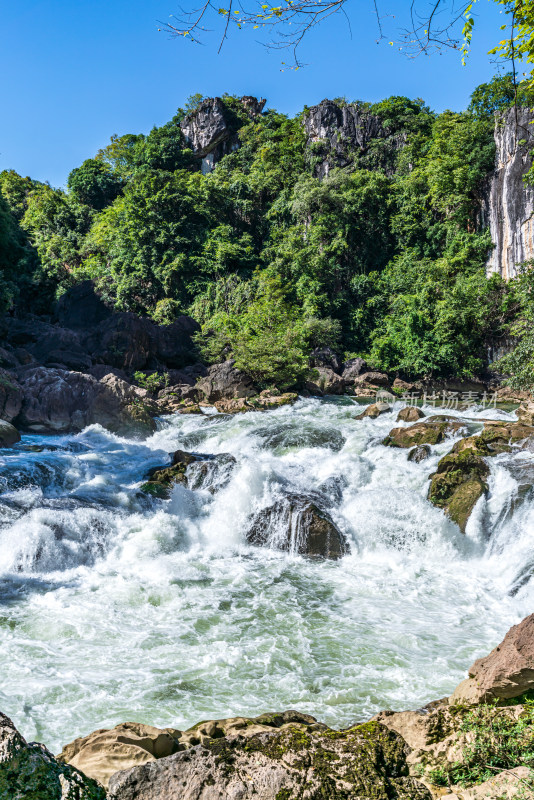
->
[1, 0, 507, 187]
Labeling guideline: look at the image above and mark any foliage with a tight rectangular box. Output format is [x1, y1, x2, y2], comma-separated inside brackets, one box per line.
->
[429, 702, 534, 788]
[494, 262, 534, 390]
[152, 298, 182, 324]
[67, 159, 124, 210]
[469, 73, 534, 118]
[133, 371, 170, 392]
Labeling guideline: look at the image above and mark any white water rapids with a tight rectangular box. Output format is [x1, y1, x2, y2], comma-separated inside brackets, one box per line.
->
[0, 396, 532, 753]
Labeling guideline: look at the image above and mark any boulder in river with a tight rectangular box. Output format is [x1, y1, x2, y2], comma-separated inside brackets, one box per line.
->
[196, 359, 256, 403]
[0, 368, 23, 423]
[428, 450, 489, 532]
[355, 402, 392, 420]
[453, 421, 534, 457]
[311, 366, 345, 394]
[108, 719, 431, 800]
[396, 406, 425, 423]
[142, 450, 237, 497]
[450, 613, 534, 704]
[246, 493, 349, 559]
[407, 444, 431, 463]
[383, 416, 465, 448]
[0, 710, 105, 799]
[0, 420, 20, 447]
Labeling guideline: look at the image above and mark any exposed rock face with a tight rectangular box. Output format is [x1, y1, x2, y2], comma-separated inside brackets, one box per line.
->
[196, 359, 256, 402]
[397, 406, 425, 423]
[309, 346, 342, 373]
[342, 357, 367, 385]
[14, 367, 156, 435]
[55, 279, 112, 329]
[0, 710, 105, 799]
[354, 370, 390, 388]
[108, 720, 431, 800]
[451, 613, 534, 703]
[485, 107, 534, 280]
[180, 96, 266, 173]
[453, 420, 534, 457]
[246, 493, 349, 559]
[0, 368, 22, 422]
[428, 450, 490, 533]
[304, 100, 406, 178]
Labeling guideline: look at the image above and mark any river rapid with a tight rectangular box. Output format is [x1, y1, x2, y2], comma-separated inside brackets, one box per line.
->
[0, 396, 531, 753]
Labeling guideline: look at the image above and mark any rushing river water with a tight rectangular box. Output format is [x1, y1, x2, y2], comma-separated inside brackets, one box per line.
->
[0, 396, 532, 753]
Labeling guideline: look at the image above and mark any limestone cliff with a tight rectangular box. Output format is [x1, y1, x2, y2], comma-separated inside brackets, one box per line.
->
[303, 99, 406, 178]
[485, 107, 534, 280]
[180, 96, 265, 174]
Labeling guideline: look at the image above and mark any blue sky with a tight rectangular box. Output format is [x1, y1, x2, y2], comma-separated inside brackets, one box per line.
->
[1, 0, 507, 187]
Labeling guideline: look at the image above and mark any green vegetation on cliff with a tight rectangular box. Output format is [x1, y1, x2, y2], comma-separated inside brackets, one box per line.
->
[1, 76, 532, 386]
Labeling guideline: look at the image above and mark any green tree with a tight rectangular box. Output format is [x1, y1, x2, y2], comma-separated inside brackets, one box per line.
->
[67, 159, 124, 210]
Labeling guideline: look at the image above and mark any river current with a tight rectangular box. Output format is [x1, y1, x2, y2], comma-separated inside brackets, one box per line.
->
[0, 396, 531, 753]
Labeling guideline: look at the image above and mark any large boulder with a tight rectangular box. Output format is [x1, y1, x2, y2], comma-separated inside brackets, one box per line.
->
[342, 357, 367, 384]
[55, 281, 112, 329]
[309, 346, 342, 373]
[0, 420, 20, 447]
[246, 493, 349, 559]
[58, 721, 183, 789]
[0, 368, 22, 422]
[450, 613, 534, 704]
[453, 421, 534, 457]
[383, 417, 465, 449]
[142, 450, 237, 498]
[14, 367, 156, 435]
[355, 402, 392, 420]
[196, 360, 256, 403]
[108, 720, 431, 800]
[312, 366, 345, 395]
[396, 406, 425, 423]
[428, 450, 490, 533]
[0, 710, 105, 799]
[354, 371, 390, 388]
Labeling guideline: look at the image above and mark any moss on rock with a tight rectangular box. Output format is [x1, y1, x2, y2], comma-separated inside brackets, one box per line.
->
[428, 450, 489, 532]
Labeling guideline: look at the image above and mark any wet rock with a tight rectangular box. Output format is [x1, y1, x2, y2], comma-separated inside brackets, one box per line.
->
[407, 445, 431, 463]
[0, 368, 22, 422]
[383, 418, 464, 449]
[246, 493, 349, 559]
[196, 359, 256, 403]
[142, 450, 236, 497]
[396, 406, 425, 423]
[355, 402, 392, 420]
[108, 719, 431, 800]
[428, 450, 490, 533]
[14, 367, 156, 436]
[0, 710, 105, 799]
[213, 391, 298, 414]
[58, 721, 184, 789]
[453, 421, 534, 457]
[450, 613, 534, 704]
[0, 420, 20, 447]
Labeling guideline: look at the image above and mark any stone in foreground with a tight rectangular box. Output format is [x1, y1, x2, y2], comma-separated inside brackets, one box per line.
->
[450, 612, 534, 703]
[0, 711, 105, 799]
[0, 420, 20, 447]
[428, 450, 489, 533]
[383, 417, 464, 449]
[108, 721, 431, 800]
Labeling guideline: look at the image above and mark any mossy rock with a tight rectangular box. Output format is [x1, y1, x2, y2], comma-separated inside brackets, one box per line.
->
[383, 419, 464, 449]
[140, 481, 170, 499]
[429, 450, 489, 532]
[453, 422, 534, 458]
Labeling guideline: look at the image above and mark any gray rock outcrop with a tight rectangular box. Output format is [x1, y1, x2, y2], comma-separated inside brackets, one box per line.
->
[0, 710, 105, 799]
[196, 359, 256, 402]
[485, 107, 534, 280]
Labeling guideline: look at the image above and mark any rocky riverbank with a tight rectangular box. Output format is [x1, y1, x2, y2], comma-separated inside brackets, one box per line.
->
[2, 615, 534, 799]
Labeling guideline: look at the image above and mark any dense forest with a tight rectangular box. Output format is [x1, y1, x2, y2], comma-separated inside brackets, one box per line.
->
[2, 74, 534, 390]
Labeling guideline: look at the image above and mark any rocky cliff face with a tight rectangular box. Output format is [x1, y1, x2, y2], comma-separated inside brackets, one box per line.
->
[485, 107, 534, 280]
[180, 96, 266, 174]
[304, 99, 406, 178]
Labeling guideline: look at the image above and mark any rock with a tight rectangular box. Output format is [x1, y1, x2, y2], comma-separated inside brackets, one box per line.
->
[393, 378, 415, 392]
[14, 367, 156, 435]
[312, 366, 345, 394]
[180, 96, 266, 173]
[0, 368, 22, 422]
[342, 357, 367, 384]
[397, 406, 425, 423]
[142, 450, 236, 497]
[55, 280, 112, 328]
[450, 613, 534, 704]
[0, 420, 20, 447]
[443, 767, 532, 800]
[213, 392, 298, 414]
[354, 371, 390, 388]
[383, 418, 464, 449]
[197, 360, 256, 402]
[213, 397, 250, 414]
[485, 107, 534, 280]
[309, 346, 342, 373]
[254, 421, 345, 451]
[517, 399, 534, 426]
[179, 710, 318, 748]
[0, 710, 105, 799]
[428, 451, 490, 533]
[246, 493, 349, 559]
[407, 445, 431, 463]
[355, 402, 392, 420]
[108, 720, 431, 800]
[58, 721, 184, 788]
[453, 421, 534, 457]
[303, 99, 407, 178]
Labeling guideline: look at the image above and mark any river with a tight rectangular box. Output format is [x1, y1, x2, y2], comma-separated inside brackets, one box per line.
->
[0, 396, 530, 753]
